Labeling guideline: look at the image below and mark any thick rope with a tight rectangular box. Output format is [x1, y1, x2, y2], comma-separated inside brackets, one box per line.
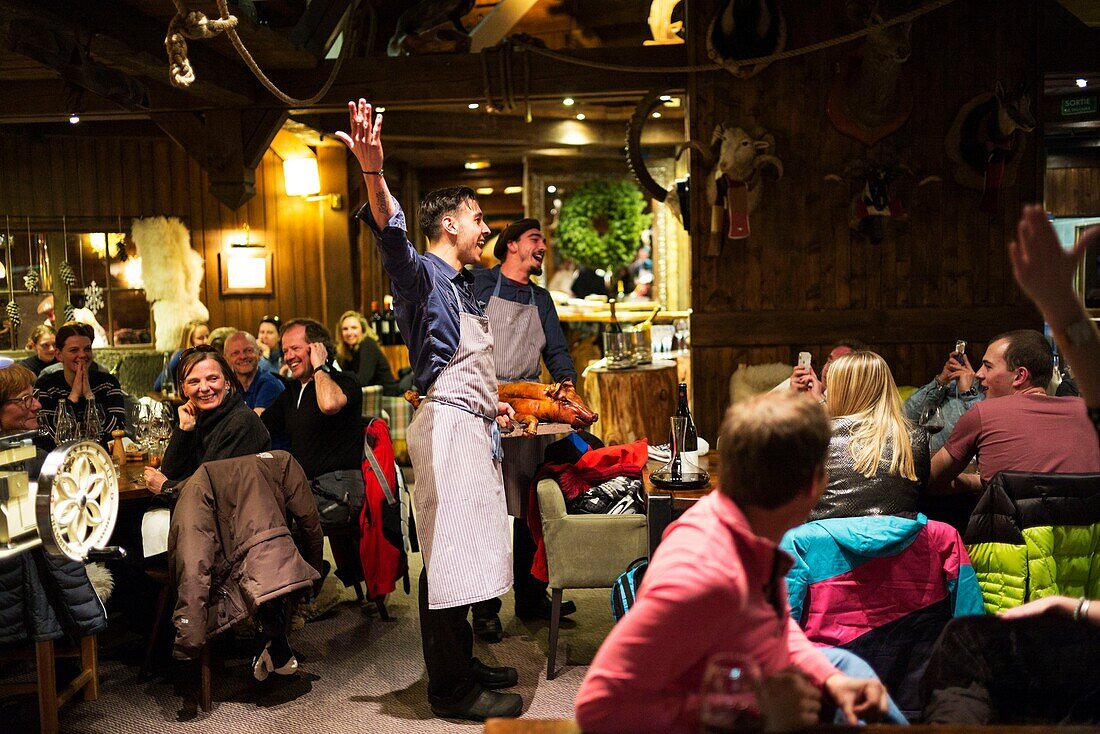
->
[166, 0, 365, 107]
[508, 0, 957, 74]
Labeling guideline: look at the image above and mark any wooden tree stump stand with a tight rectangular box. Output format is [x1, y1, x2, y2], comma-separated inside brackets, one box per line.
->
[583, 360, 678, 446]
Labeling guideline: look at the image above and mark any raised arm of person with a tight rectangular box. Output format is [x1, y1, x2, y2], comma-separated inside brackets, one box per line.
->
[1010, 205, 1100, 408]
[336, 99, 429, 303]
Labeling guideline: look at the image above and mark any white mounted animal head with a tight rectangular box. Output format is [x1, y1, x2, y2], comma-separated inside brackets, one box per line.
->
[712, 124, 783, 182]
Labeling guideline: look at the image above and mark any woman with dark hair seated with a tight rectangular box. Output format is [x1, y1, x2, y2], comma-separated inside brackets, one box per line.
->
[334, 309, 402, 395]
[143, 345, 270, 497]
[34, 322, 126, 451]
[19, 324, 57, 376]
[810, 350, 930, 520]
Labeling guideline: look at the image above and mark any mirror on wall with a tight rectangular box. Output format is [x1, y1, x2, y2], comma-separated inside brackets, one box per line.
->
[0, 216, 153, 350]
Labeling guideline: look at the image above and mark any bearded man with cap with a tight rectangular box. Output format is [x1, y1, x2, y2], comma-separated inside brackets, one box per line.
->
[470, 218, 578, 641]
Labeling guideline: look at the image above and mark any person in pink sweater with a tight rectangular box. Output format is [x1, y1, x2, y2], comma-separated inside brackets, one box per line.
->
[576, 392, 894, 733]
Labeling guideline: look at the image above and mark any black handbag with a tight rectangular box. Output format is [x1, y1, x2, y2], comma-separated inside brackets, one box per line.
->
[310, 469, 366, 529]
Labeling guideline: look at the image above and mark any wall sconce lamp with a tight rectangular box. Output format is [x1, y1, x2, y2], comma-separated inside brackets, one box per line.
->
[282, 157, 344, 210]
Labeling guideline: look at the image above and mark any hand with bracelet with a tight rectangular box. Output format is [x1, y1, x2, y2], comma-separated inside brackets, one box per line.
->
[334, 99, 384, 182]
[998, 594, 1095, 626]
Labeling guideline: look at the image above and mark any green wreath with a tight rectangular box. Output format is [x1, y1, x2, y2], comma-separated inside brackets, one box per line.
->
[557, 180, 651, 271]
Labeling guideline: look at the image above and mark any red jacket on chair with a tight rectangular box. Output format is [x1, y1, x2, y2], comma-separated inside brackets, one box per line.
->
[359, 419, 405, 598]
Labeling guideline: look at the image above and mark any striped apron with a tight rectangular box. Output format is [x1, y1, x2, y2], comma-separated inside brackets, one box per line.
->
[406, 285, 512, 609]
[485, 270, 557, 517]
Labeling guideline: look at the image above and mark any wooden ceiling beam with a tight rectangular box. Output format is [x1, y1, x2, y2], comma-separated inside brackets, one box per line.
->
[282, 45, 692, 109]
[0, 0, 255, 106]
[294, 109, 685, 148]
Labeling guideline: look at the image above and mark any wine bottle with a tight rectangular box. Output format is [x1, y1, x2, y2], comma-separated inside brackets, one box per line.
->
[674, 382, 699, 470]
[608, 299, 623, 334]
[370, 300, 383, 340]
[385, 295, 403, 345]
[378, 297, 393, 345]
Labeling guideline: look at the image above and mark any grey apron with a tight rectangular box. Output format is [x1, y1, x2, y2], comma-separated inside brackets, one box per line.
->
[405, 282, 511, 609]
[485, 270, 557, 517]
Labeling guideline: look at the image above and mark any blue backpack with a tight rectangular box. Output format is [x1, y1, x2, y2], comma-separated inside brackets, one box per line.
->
[610, 557, 649, 621]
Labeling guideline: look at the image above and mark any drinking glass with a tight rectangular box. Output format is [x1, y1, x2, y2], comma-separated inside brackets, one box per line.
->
[603, 332, 636, 370]
[630, 326, 653, 365]
[698, 654, 763, 733]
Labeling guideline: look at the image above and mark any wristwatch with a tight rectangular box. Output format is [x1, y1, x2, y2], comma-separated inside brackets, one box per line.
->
[316, 362, 333, 375]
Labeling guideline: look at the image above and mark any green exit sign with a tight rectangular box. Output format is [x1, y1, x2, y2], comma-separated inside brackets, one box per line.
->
[1062, 96, 1098, 116]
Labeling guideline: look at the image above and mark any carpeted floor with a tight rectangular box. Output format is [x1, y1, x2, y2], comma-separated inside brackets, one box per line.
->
[1, 545, 612, 733]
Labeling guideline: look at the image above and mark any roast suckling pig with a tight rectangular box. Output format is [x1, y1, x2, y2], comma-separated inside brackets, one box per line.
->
[498, 379, 598, 436]
[404, 380, 598, 437]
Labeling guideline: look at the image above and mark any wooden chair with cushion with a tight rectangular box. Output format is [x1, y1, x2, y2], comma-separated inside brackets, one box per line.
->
[536, 477, 648, 680]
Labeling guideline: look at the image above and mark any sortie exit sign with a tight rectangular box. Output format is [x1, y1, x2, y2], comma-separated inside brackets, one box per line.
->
[1062, 96, 1098, 116]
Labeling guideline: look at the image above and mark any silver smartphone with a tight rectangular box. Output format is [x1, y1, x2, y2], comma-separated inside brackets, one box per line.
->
[797, 351, 812, 369]
[955, 340, 967, 364]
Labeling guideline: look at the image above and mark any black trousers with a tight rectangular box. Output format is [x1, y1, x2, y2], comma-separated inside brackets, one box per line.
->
[922, 615, 1100, 724]
[471, 517, 544, 619]
[418, 567, 475, 703]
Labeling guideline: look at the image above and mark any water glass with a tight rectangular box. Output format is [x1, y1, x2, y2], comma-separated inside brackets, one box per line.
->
[698, 654, 763, 733]
[630, 327, 653, 365]
[603, 332, 636, 370]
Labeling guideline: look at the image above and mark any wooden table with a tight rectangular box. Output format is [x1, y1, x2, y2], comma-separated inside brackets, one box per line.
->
[485, 720, 1100, 734]
[642, 456, 717, 553]
[116, 461, 153, 501]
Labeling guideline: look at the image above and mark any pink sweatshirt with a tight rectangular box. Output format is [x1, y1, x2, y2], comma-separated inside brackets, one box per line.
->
[575, 491, 839, 734]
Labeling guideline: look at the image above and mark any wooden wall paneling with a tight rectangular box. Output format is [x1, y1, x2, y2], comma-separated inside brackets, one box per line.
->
[1045, 167, 1100, 216]
[319, 146, 353, 326]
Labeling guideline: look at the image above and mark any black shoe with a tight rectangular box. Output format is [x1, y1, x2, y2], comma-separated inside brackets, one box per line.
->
[470, 657, 518, 690]
[516, 595, 576, 621]
[472, 613, 503, 643]
[430, 684, 522, 721]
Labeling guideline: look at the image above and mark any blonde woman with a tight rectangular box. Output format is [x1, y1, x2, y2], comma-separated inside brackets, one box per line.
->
[809, 351, 930, 520]
[334, 309, 401, 395]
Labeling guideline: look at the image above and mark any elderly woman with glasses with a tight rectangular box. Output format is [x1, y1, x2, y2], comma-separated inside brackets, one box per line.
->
[34, 322, 126, 451]
[143, 345, 271, 496]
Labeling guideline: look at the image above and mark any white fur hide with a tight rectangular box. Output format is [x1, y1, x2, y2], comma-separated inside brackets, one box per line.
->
[729, 362, 794, 405]
[85, 562, 114, 604]
[131, 217, 209, 350]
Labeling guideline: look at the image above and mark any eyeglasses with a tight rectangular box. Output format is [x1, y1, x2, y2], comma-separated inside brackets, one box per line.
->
[4, 390, 40, 409]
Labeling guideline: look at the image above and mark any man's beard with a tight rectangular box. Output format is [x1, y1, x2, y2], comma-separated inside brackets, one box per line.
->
[529, 264, 544, 276]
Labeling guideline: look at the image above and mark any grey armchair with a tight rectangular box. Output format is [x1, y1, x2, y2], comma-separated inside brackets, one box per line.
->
[536, 477, 648, 680]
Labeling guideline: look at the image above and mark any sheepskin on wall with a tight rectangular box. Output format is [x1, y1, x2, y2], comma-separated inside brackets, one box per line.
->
[131, 217, 209, 350]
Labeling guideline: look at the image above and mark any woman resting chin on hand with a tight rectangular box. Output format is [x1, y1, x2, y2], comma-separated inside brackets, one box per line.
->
[144, 346, 271, 497]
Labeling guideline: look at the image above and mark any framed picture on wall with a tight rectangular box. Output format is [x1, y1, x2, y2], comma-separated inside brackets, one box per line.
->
[218, 250, 273, 296]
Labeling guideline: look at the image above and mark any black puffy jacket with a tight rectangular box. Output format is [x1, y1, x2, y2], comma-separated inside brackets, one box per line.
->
[0, 549, 106, 647]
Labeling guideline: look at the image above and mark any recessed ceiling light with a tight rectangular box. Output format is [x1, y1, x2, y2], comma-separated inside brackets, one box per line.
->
[546, 185, 557, 193]
[468, 102, 480, 110]
[1077, 78, 1088, 88]
[575, 113, 586, 120]
[562, 98, 575, 106]
[652, 111, 662, 118]
[464, 160, 490, 170]
[504, 185, 523, 195]
[659, 95, 671, 102]
[376, 106, 386, 112]
[476, 187, 494, 195]
[68, 114, 80, 124]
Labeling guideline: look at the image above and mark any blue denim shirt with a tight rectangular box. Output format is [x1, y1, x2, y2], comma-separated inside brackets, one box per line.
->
[356, 199, 483, 394]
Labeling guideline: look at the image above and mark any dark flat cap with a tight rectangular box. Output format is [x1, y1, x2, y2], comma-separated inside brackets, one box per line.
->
[494, 218, 541, 261]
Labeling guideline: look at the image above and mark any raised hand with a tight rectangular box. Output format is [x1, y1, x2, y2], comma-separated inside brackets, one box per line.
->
[177, 400, 198, 432]
[334, 99, 384, 174]
[1009, 204, 1096, 324]
[308, 341, 329, 371]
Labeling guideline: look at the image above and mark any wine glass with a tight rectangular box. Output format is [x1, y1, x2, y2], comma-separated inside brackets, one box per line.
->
[698, 654, 763, 733]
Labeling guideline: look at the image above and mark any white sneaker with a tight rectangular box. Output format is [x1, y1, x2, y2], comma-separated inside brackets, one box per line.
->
[251, 643, 299, 681]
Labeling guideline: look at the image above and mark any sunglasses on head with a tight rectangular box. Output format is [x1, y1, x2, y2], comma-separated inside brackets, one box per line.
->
[262, 315, 281, 326]
[181, 344, 218, 358]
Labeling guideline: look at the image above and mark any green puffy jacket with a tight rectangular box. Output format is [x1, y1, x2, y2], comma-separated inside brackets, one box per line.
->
[963, 471, 1100, 614]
